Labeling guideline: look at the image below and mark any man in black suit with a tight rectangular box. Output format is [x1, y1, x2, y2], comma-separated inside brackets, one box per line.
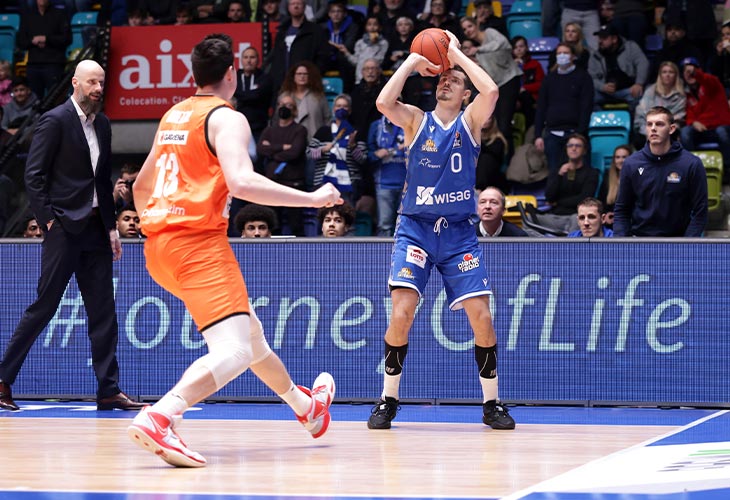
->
[0, 60, 146, 412]
[476, 187, 528, 237]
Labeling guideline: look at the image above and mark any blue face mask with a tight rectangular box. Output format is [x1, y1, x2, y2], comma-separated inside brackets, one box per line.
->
[556, 53, 571, 66]
[334, 108, 349, 120]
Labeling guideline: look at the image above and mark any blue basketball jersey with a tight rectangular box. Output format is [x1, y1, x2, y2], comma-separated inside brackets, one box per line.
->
[400, 111, 480, 222]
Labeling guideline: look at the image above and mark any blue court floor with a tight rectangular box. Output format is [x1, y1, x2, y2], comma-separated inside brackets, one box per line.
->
[1, 402, 728, 500]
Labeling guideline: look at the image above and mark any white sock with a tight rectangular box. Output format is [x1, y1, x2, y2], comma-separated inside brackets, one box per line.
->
[382, 373, 402, 400]
[278, 382, 312, 416]
[152, 392, 189, 417]
[480, 376, 499, 403]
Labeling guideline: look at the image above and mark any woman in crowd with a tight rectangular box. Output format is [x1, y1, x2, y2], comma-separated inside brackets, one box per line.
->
[633, 61, 685, 147]
[280, 61, 331, 140]
[548, 22, 590, 70]
[598, 144, 633, 229]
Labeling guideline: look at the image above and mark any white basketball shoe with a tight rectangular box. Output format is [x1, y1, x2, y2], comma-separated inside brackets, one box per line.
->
[127, 406, 207, 467]
[296, 372, 336, 438]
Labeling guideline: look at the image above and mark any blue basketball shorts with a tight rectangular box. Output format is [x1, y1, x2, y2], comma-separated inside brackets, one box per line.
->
[388, 215, 491, 310]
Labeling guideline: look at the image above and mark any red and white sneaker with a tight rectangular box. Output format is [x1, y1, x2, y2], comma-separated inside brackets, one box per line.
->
[127, 407, 207, 468]
[296, 372, 335, 439]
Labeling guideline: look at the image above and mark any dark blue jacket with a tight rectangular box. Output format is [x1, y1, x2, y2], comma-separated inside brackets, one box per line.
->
[614, 141, 707, 237]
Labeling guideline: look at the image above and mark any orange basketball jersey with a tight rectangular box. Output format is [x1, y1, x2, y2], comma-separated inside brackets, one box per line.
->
[141, 95, 233, 235]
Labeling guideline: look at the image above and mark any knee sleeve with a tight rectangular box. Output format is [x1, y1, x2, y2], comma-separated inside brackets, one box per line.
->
[248, 308, 272, 364]
[196, 314, 253, 390]
[475, 344, 497, 379]
[384, 342, 408, 376]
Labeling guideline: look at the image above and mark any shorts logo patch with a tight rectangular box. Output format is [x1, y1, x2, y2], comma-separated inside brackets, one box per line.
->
[405, 245, 427, 268]
[397, 267, 415, 279]
[457, 253, 480, 272]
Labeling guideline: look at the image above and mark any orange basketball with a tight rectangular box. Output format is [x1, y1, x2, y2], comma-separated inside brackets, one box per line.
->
[410, 28, 451, 74]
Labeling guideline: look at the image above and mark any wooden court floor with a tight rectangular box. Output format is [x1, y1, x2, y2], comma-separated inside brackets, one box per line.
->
[0, 405, 684, 499]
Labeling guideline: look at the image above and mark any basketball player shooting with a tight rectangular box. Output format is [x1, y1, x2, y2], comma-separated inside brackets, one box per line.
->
[127, 34, 340, 468]
[367, 30, 516, 430]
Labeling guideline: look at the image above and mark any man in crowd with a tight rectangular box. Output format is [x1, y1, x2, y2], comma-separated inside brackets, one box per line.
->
[476, 187, 528, 237]
[567, 197, 613, 237]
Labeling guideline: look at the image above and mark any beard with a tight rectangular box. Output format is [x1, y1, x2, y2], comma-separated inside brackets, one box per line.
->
[78, 93, 102, 115]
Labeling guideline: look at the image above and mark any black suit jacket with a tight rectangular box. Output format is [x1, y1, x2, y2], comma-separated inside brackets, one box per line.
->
[476, 220, 528, 237]
[25, 99, 115, 234]
[234, 69, 273, 135]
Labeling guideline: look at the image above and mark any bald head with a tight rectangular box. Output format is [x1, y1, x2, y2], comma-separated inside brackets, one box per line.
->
[72, 60, 105, 115]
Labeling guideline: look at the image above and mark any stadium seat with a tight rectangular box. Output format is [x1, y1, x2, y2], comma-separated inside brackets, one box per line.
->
[504, 194, 536, 227]
[67, 11, 98, 58]
[644, 34, 662, 63]
[0, 13, 20, 64]
[528, 36, 559, 74]
[507, 0, 541, 38]
[588, 110, 631, 173]
[512, 111, 526, 148]
[322, 77, 343, 108]
[692, 150, 723, 214]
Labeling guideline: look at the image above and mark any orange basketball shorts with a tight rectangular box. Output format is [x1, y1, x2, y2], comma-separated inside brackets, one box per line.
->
[144, 230, 250, 331]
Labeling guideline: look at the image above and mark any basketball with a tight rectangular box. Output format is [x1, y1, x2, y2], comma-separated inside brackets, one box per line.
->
[410, 28, 451, 74]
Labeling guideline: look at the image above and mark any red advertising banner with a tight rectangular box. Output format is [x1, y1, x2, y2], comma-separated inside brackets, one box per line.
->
[106, 24, 263, 120]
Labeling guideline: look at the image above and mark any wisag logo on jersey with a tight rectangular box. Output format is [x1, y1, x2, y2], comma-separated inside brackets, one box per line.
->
[415, 186, 472, 206]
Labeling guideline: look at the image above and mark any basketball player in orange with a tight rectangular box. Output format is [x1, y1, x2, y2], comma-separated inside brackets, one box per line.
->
[128, 34, 341, 468]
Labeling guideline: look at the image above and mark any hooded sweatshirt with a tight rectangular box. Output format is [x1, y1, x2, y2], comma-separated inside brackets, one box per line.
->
[614, 141, 707, 236]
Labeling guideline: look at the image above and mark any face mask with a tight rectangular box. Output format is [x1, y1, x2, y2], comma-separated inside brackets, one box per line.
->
[556, 53, 571, 66]
[334, 108, 349, 120]
[278, 106, 293, 119]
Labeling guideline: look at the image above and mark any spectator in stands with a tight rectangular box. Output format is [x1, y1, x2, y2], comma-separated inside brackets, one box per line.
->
[175, 5, 195, 24]
[476, 187, 528, 237]
[512, 36, 544, 103]
[309, 94, 366, 205]
[680, 57, 730, 182]
[334, 15, 389, 85]
[318, 202, 355, 237]
[614, 106, 707, 237]
[419, 0, 461, 38]
[548, 22, 590, 70]
[709, 20, 730, 97]
[112, 163, 140, 212]
[234, 204, 278, 238]
[233, 47, 273, 143]
[461, 17, 522, 155]
[350, 58, 386, 138]
[226, 1, 249, 21]
[22, 216, 43, 238]
[116, 204, 141, 239]
[589, 24, 649, 111]
[598, 0, 614, 26]
[383, 16, 415, 72]
[16, 0, 71, 100]
[266, 0, 331, 92]
[567, 197, 613, 237]
[634, 61, 685, 148]
[257, 0, 283, 22]
[0, 60, 12, 107]
[476, 116, 508, 192]
[257, 92, 309, 236]
[189, 0, 242, 23]
[534, 43, 594, 173]
[323, 0, 361, 92]
[280, 61, 330, 140]
[125, 9, 149, 26]
[377, 0, 417, 40]
[650, 21, 702, 82]
[138, 0, 178, 24]
[663, 0, 717, 66]
[598, 144, 632, 227]
[473, 0, 508, 38]
[367, 115, 406, 236]
[561, 0, 600, 52]
[542, 133, 599, 233]
[542, 0, 561, 37]
[608, 0, 648, 49]
[1, 77, 39, 131]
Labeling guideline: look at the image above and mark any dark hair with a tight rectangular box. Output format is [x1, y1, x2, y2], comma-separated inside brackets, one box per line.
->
[234, 204, 278, 233]
[565, 132, 588, 149]
[11, 76, 29, 89]
[116, 203, 137, 220]
[280, 61, 325, 96]
[448, 66, 472, 93]
[317, 202, 355, 227]
[578, 197, 604, 214]
[191, 34, 234, 88]
[120, 163, 140, 175]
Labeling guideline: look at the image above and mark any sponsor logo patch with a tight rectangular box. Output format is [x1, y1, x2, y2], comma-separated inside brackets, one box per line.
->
[421, 138, 438, 152]
[157, 130, 189, 145]
[453, 131, 462, 148]
[457, 253, 480, 272]
[397, 267, 415, 279]
[666, 172, 681, 183]
[405, 245, 427, 268]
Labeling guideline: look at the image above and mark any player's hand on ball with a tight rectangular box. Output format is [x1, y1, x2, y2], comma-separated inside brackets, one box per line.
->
[409, 53, 441, 77]
[313, 183, 343, 208]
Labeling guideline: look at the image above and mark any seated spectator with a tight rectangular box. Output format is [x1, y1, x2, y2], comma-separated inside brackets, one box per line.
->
[113, 163, 140, 212]
[318, 202, 355, 237]
[350, 59, 386, 137]
[333, 16, 388, 85]
[511, 35, 541, 128]
[650, 21, 703, 82]
[367, 115, 406, 236]
[0, 60, 12, 107]
[663, 0, 717, 66]
[22, 216, 43, 239]
[419, 0, 461, 38]
[534, 43, 594, 173]
[309, 94, 366, 205]
[476, 116, 508, 192]
[1, 77, 39, 131]
[476, 187, 528, 237]
[383, 16, 415, 72]
[561, 0, 600, 52]
[323, 0, 361, 91]
[633, 61, 685, 148]
[257, 93, 309, 236]
[598, 144, 632, 228]
[542, 133, 599, 233]
[257, 0, 284, 22]
[376, 0, 417, 41]
[280, 61, 331, 140]
[709, 20, 730, 97]
[234, 204, 278, 238]
[126, 9, 149, 26]
[548, 22, 590, 70]
[599, 0, 614, 26]
[679, 57, 730, 181]
[567, 197, 613, 237]
[116, 204, 141, 238]
[226, 1, 249, 22]
[589, 24, 649, 111]
[473, 0, 508, 38]
[175, 5, 195, 25]
[138, 0, 178, 24]
[614, 106, 707, 237]
[233, 47, 273, 142]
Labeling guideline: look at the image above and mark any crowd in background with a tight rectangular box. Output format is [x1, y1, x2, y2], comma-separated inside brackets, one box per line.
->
[1, 0, 730, 238]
